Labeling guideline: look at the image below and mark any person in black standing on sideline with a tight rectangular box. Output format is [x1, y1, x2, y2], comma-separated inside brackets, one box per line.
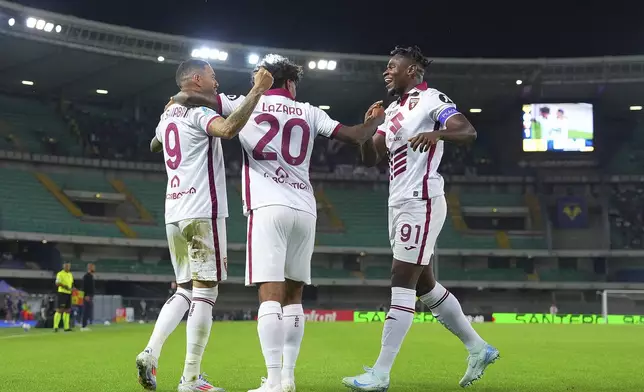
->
[81, 263, 95, 331]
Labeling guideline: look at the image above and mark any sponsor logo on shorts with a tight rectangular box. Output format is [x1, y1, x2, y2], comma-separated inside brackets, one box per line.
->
[404, 246, 417, 250]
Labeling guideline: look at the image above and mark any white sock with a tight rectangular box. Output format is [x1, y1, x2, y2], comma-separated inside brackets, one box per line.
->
[373, 287, 416, 375]
[144, 287, 192, 361]
[257, 301, 284, 388]
[182, 286, 218, 382]
[419, 282, 485, 353]
[282, 304, 305, 381]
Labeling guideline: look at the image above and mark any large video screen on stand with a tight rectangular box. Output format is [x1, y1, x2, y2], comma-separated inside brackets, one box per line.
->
[522, 103, 594, 152]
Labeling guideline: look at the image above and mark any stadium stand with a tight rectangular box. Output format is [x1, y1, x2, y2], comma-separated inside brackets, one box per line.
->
[2, 0, 644, 330]
[0, 167, 124, 237]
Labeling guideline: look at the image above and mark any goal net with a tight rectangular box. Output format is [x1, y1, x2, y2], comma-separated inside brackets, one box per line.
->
[600, 290, 644, 324]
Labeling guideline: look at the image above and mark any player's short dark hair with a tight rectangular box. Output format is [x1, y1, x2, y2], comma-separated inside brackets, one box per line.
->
[390, 46, 432, 72]
[541, 107, 550, 114]
[253, 54, 303, 89]
[175, 59, 210, 88]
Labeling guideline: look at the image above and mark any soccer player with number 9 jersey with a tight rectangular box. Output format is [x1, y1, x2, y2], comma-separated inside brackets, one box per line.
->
[342, 47, 499, 391]
[136, 59, 273, 392]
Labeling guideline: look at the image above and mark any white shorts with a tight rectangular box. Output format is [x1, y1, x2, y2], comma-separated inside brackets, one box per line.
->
[166, 218, 227, 283]
[388, 196, 447, 265]
[245, 205, 316, 286]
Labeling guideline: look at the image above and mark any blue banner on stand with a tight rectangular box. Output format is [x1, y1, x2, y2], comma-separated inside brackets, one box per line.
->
[556, 196, 588, 228]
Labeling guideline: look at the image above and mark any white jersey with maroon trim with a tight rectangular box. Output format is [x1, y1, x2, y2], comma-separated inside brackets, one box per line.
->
[217, 90, 341, 217]
[155, 104, 228, 224]
[377, 82, 460, 207]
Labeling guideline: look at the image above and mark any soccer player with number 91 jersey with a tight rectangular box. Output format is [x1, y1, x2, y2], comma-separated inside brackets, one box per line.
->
[342, 46, 500, 391]
[174, 54, 385, 392]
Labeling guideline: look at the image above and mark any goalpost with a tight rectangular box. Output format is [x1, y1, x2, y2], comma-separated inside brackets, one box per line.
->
[600, 289, 644, 324]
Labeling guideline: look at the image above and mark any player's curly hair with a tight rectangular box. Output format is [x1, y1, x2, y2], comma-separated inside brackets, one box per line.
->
[253, 54, 303, 89]
[390, 46, 432, 74]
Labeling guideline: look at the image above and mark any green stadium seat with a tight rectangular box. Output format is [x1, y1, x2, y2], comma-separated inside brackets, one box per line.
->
[0, 167, 123, 237]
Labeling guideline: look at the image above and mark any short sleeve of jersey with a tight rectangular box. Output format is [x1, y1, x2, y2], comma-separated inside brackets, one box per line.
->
[217, 93, 245, 117]
[190, 106, 222, 134]
[309, 105, 341, 138]
[427, 90, 460, 125]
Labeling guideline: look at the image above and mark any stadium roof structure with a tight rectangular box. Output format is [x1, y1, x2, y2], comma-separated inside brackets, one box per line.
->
[1, 0, 644, 121]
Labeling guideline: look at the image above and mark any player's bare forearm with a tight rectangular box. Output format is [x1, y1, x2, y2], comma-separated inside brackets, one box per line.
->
[208, 88, 263, 139]
[359, 132, 386, 167]
[334, 117, 382, 145]
[438, 114, 477, 144]
[150, 137, 162, 153]
[360, 138, 380, 167]
[173, 91, 221, 112]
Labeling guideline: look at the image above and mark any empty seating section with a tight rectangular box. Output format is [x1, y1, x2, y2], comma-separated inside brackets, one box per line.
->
[509, 236, 547, 249]
[119, 177, 165, 220]
[0, 168, 123, 237]
[319, 187, 389, 247]
[0, 95, 82, 156]
[47, 171, 114, 193]
[119, 177, 167, 239]
[459, 192, 524, 207]
[538, 269, 600, 282]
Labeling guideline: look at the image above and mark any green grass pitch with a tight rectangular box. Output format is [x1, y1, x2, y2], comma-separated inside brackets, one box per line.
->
[2, 322, 642, 391]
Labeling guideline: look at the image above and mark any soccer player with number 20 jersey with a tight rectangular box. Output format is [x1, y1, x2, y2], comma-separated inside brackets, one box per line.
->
[175, 54, 385, 392]
[342, 46, 500, 391]
[136, 59, 274, 392]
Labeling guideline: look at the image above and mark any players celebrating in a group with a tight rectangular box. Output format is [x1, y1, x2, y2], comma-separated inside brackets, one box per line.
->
[136, 59, 274, 392]
[174, 53, 385, 392]
[342, 46, 499, 390]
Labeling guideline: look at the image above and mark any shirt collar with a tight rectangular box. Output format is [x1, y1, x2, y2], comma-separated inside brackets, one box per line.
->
[398, 81, 428, 105]
[264, 88, 294, 100]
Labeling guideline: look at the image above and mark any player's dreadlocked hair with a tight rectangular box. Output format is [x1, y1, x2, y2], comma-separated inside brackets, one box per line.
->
[390, 46, 432, 75]
[175, 59, 210, 88]
[253, 54, 303, 89]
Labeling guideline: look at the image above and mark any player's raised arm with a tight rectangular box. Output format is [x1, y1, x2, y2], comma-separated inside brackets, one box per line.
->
[358, 101, 388, 166]
[205, 68, 273, 139]
[323, 101, 385, 147]
[172, 91, 221, 112]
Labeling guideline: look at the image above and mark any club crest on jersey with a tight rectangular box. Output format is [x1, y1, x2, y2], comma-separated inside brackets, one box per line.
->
[409, 97, 419, 110]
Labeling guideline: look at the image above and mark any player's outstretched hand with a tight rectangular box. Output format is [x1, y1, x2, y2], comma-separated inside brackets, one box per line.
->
[364, 101, 384, 123]
[409, 131, 441, 152]
[253, 67, 274, 93]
